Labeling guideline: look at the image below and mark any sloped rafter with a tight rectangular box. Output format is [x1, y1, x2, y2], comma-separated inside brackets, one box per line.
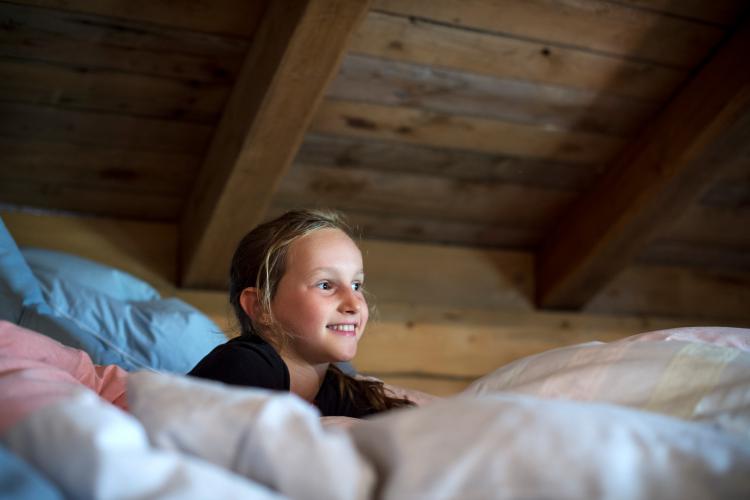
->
[180, 0, 371, 288]
[537, 18, 750, 309]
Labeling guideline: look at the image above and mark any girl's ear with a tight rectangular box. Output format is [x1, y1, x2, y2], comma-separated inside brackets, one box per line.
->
[239, 287, 265, 324]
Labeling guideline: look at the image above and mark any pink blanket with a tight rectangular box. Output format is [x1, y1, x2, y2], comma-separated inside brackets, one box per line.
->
[0, 321, 128, 433]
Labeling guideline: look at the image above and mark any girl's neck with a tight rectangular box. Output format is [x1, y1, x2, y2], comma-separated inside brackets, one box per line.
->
[282, 354, 329, 402]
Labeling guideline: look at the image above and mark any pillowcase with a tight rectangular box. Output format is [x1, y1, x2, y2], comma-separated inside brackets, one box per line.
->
[25, 253, 225, 373]
[0, 217, 224, 373]
[351, 393, 750, 499]
[21, 248, 160, 302]
[127, 371, 375, 500]
[0, 444, 63, 500]
[464, 328, 750, 434]
[2, 389, 278, 499]
[0, 218, 46, 323]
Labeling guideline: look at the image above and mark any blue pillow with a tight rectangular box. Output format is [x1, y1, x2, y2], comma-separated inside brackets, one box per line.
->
[0, 444, 63, 500]
[21, 248, 160, 302]
[1, 217, 224, 373]
[25, 256, 225, 373]
[0, 218, 45, 323]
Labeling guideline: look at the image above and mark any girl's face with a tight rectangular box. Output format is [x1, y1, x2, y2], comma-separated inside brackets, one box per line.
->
[271, 228, 368, 365]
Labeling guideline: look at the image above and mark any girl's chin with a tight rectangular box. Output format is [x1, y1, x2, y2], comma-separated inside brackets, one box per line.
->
[331, 348, 357, 363]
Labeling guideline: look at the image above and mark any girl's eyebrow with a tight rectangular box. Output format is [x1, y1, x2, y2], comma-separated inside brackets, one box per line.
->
[307, 266, 364, 277]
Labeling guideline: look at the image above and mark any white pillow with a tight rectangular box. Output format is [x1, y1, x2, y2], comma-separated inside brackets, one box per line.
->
[127, 371, 375, 500]
[464, 331, 750, 434]
[351, 394, 750, 500]
[1, 388, 281, 499]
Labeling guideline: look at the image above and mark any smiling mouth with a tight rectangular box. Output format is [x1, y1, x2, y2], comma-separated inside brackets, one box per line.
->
[327, 324, 357, 336]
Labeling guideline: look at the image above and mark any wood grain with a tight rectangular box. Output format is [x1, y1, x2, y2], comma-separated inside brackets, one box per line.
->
[296, 133, 602, 190]
[0, 3, 246, 82]
[356, 302, 691, 377]
[0, 57, 229, 122]
[13, 0, 267, 38]
[615, 0, 748, 25]
[274, 162, 577, 228]
[587, 263, 750, 322]
[372, 0, 725, 67]
[311, 99, 627, 164]
[0, 179, 183, 220]
[268, 203, 544, 249]
[350, 11, 686, 100]
[0, 102, 212, 154]
[328, 54, 655, 135]
[659, 204, 750, 249]
[0, 138, 198, 196]
[639, 241, 750, 274]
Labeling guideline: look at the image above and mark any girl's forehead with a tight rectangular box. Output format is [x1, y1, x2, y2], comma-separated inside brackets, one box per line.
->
[287, 228, 363, 270]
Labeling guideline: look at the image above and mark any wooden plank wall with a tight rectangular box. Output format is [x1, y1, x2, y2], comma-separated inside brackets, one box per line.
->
[6, 210, 748, 395]
[269, 0, 746, 251]
[0, 0, 258, 219]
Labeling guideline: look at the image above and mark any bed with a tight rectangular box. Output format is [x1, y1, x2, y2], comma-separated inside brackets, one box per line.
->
[2, 216, 750, 499]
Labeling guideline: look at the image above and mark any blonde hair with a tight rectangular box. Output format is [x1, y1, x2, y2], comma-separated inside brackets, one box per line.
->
[229, 209, 413, 414]
[230, 209, 349, 349]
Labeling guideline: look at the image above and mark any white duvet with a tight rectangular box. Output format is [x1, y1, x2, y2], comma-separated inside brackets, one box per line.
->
[3, 329, 750, 499]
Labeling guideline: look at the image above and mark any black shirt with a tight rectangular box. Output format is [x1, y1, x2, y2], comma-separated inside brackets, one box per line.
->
[188, 334, 376, 418]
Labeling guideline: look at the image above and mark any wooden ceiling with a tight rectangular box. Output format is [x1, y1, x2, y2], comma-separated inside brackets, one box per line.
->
[1, 0, 749, 315]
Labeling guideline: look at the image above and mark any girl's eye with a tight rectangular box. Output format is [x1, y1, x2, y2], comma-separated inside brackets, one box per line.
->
[352, 282, 363, 292]
[317, 281, 332, 290]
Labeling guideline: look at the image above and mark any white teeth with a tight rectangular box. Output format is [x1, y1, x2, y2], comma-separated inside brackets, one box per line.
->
[329, 324, 356, 332]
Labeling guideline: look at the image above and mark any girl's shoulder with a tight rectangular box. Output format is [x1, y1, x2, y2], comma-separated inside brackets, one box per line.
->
[188, 335, 290, 390]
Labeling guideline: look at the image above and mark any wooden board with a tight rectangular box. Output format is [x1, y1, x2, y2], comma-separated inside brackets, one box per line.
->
[0, 3, 247, 83]
[0, 138, 198, 197]
[616, 0, 748, 25]
[328, 54, 655, 135]
[639, 241, 750, 274]
[310, 99, 627, 164]
[587, 263, 750, 323]
[296, 133, 602, 190]
[17, 0, 267, 37]
[0, 57, 230, 123]
[268, 203, 544, 249]
[0, 102, 212, 154]
[359, 240, 533, 311]
[274, 162, 577, 227]
[355, 302, 692, 378]
[0, 179, 183, 221]
[660, 204, 750, 249]
[350, 11, 686, 100]
[372, 0, 726, 67]
[702, 178, 750, 210]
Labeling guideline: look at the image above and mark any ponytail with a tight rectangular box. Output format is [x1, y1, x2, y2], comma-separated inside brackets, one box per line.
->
[328, 364, 415, 414]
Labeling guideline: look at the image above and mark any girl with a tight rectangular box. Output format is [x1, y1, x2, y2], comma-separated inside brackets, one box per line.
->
[189, 209, 414, 417]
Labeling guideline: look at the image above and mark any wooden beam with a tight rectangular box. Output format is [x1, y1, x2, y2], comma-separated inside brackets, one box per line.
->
[180, 0, 371, 288]
[537, 18, 750, 309]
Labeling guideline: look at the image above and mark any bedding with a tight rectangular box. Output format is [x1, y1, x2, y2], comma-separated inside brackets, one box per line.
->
[2, 216, 750, 499]
[1, 218, 225, 373]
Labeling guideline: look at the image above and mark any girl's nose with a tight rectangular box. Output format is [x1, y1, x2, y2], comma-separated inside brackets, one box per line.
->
[339, 289, 361, 314]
